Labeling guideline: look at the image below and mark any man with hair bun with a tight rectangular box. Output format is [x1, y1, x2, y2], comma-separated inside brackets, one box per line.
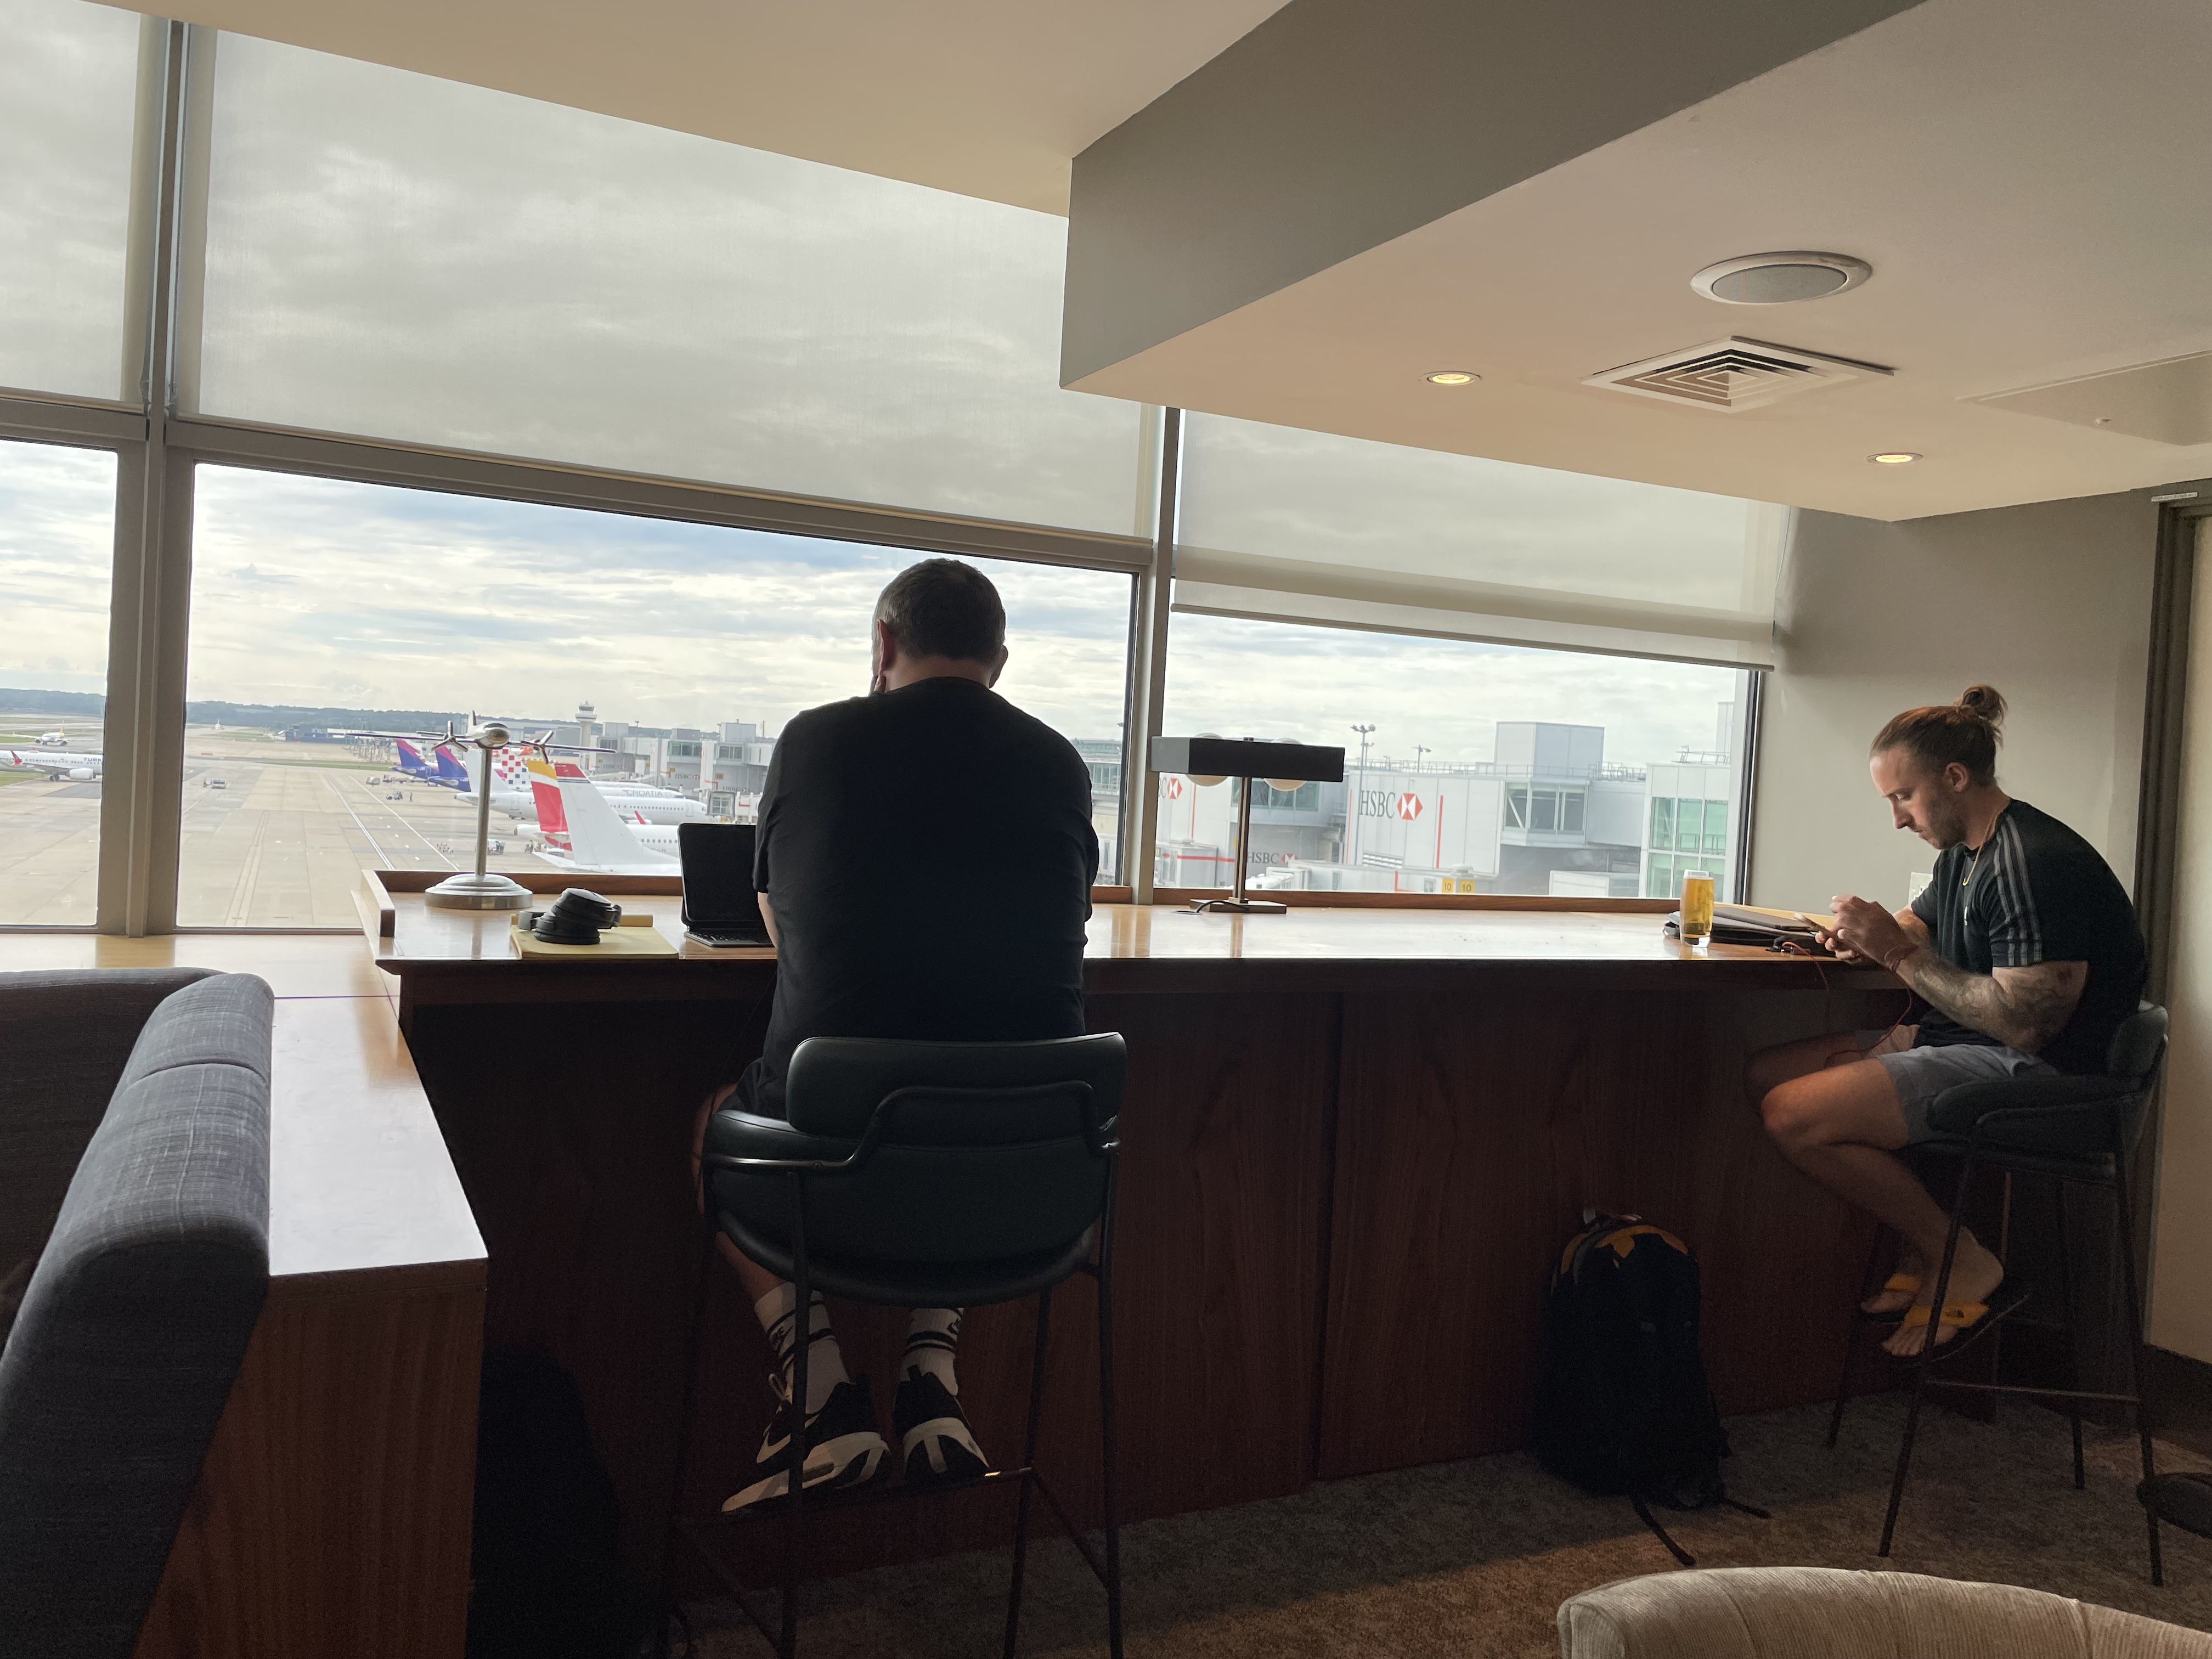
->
[1746, 685, 2145, 1356]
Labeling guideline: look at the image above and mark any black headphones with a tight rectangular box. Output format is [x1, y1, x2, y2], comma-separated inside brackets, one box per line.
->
[530, 888, 622, 945]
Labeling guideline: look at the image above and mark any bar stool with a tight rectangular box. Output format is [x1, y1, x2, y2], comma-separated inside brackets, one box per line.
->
[1825, 1003, 2169, 1582]
[670, 1033, 1126, 1659]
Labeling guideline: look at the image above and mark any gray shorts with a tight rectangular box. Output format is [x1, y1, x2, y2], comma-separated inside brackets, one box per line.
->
[1858, 1028, 2056, 1144]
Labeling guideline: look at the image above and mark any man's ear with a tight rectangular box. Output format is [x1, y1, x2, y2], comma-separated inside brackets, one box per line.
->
[1944, 761, 1972, 793]
[987, 645, 1009, 688]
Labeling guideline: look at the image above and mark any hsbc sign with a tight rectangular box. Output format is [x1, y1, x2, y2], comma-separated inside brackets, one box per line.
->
[1357, 789, 1424, 820]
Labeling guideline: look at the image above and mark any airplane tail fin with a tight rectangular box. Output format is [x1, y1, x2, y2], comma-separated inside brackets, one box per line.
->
[393, 738, 434, 778]
[433, 744, 471, 787]
[525, 754, 570, 845]
[554, 770, 674, 867]
[552, 760, 586, 778]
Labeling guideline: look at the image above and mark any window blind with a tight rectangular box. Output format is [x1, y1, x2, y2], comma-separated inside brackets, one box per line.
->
[1173, 415, 1788, 669]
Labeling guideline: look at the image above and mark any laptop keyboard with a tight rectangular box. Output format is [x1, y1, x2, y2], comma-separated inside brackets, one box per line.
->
[686, 928, 771, 948]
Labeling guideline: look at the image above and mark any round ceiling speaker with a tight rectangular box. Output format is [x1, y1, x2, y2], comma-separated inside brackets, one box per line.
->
[1691, 251, 1871, 305]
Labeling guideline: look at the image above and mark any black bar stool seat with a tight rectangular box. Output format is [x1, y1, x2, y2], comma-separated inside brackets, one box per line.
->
[1826, 1003, 2168, 1583]
[670, 1033, 1127, 1659]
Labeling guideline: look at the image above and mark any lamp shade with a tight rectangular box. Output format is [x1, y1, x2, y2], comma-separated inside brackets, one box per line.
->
[1149, 736, 1345, 784]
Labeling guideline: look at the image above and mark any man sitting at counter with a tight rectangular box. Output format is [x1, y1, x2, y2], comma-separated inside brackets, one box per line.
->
[695, 557, 1099, 1511]
[1746, 685, 2145, 1357]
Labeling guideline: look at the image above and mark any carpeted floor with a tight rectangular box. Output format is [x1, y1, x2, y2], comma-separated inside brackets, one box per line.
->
[684, 1396, 2212, 1657]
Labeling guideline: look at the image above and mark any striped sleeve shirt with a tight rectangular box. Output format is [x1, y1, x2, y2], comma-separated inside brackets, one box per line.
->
[1907, 800, 2145, 1074]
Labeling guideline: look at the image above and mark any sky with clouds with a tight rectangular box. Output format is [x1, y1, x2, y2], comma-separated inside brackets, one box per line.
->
[0, 0, 1746, 768]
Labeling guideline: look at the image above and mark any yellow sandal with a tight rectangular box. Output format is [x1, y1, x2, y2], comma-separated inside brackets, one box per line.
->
[1893, 1281, 2029, 1355]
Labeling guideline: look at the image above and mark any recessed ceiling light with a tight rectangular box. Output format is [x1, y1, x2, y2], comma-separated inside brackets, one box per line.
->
[1692, 252, 1872, 305]
[1425, 370, 1479, 385]
[1868, 451, 1921, 465]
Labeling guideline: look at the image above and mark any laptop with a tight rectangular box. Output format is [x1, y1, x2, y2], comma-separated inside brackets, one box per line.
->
[678, 821, 773, 947]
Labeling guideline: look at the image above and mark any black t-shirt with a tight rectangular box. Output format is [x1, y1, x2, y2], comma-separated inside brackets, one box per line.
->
[1907, 799, 2145, 1075]
[739, 676, 1098, 1119]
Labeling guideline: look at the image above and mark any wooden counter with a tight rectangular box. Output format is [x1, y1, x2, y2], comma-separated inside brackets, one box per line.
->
[367, 882, 1903, 1589]
[0, 933, 484, 1659]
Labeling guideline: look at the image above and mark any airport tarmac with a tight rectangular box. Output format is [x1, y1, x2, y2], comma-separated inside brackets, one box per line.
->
[0, 724, 558, 927]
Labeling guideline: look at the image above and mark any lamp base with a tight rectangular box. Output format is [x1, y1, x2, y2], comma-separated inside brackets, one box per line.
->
[1186, 897, 1288, 915]
[424, 872, 533, 910]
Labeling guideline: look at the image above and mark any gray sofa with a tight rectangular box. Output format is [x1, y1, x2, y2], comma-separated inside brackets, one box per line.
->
[0, 969, 274, 1659]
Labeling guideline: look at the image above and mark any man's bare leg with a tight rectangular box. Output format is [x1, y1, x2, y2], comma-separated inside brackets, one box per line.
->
[692, 1084, 785, 1302]
[1754, 1051, 2002, 1356]
[1746, 1032, 1920, 1313]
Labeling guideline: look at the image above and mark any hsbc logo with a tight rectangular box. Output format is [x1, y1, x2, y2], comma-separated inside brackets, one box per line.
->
[1357, 789, 1423, 819]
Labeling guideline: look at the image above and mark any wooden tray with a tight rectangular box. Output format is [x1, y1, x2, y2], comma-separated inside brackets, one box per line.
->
[510, 920, 678, 960]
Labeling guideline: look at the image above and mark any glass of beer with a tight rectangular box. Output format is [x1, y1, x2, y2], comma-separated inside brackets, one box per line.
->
[1679, 870, 1715, 949]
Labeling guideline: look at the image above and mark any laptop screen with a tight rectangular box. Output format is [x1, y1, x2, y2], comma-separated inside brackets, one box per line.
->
[678, 822, 766, 933]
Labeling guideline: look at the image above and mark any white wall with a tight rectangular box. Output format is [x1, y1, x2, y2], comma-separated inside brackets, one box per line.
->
[1749, 490, 2158, 914]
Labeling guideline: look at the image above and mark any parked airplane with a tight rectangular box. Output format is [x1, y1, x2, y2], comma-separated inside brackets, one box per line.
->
[2, 747, 103, 780]
[464, 744, 706, 825]
[392, 738, 469, 788]
[525, 755, 681, 874]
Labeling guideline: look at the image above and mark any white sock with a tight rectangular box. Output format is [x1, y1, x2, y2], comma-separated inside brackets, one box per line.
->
[904, 1307, 962, 1394]
[754, 1285, 848, 1415]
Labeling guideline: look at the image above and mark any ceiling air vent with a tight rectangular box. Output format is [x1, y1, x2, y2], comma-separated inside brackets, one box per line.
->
[1583, 337, 1893, 413]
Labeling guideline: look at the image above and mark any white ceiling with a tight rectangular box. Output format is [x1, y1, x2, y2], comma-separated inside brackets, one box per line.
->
[1067, 0, 2212, 519]
[98, 0, 1290, 213]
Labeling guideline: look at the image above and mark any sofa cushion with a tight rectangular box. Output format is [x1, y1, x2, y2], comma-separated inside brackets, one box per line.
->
[0, 968, 223, 1304]
[0, 972, 274, 1659]
[1558, 1566, 2212, 1659]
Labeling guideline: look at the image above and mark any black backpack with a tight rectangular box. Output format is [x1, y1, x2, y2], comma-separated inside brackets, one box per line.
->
[467, 1349, 657, 1659]
[1531, 1212, 1763, 1564]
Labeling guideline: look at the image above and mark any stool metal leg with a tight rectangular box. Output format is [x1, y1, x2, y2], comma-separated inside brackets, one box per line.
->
[1097, 1171, 1124, 1659]
[2052, 1178, 2086, 1491]
[2109, 1133, 2163, 1586]
[1880, 1152, 1977, 1557]
[781, 1173, 810, 1659]
[1002, 1286, 1054, 1659]
[1827, 1230, 1887, 1448]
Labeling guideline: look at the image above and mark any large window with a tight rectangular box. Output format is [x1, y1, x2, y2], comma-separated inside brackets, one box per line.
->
[0, 438, 117, 924]
[0, 0, 142, 401]
[193, 35, 1147, 534]
[1161, 612, 1746, 898]
[177, 467, 1131, 926]
[0, 5, 1787, 932]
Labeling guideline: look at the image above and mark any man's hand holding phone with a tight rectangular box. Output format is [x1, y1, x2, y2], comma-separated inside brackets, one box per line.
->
[1815, 894, 1920, 972]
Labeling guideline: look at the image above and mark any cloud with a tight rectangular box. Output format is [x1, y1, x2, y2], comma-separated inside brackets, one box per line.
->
[0, 0, 140, 402]
[186, 466, 1132, 737]
[0, 441, 119, 691]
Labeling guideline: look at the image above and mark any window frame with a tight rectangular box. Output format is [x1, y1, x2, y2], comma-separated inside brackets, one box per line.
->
[0, 18, 1764, 932]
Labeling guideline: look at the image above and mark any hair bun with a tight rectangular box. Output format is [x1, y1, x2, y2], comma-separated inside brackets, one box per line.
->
[1957, 684, 2007, 727]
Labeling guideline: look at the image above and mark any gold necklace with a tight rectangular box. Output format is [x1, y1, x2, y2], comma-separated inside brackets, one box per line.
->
[1961, 804, 2006, 886]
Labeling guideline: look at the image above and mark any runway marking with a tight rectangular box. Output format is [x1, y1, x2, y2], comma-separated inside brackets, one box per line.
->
[321, 769, 396, 870]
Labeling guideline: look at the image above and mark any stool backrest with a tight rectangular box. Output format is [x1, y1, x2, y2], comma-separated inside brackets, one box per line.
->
[782, 1033, 1125, 1265]
[2107, 1002, 2168, 1082]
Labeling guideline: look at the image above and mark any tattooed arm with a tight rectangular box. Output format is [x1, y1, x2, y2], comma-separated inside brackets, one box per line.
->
[1893, 955, 2085, 1055]
[1821, 893, 2085, 1053]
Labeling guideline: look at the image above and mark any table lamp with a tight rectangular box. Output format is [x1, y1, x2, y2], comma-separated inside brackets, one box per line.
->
[1150, 736, 1346, 914]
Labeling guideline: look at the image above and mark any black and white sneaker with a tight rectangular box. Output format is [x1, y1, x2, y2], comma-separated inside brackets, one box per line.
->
[722, 1375, 888, 1513]
[894, 1368, 991, 1488]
